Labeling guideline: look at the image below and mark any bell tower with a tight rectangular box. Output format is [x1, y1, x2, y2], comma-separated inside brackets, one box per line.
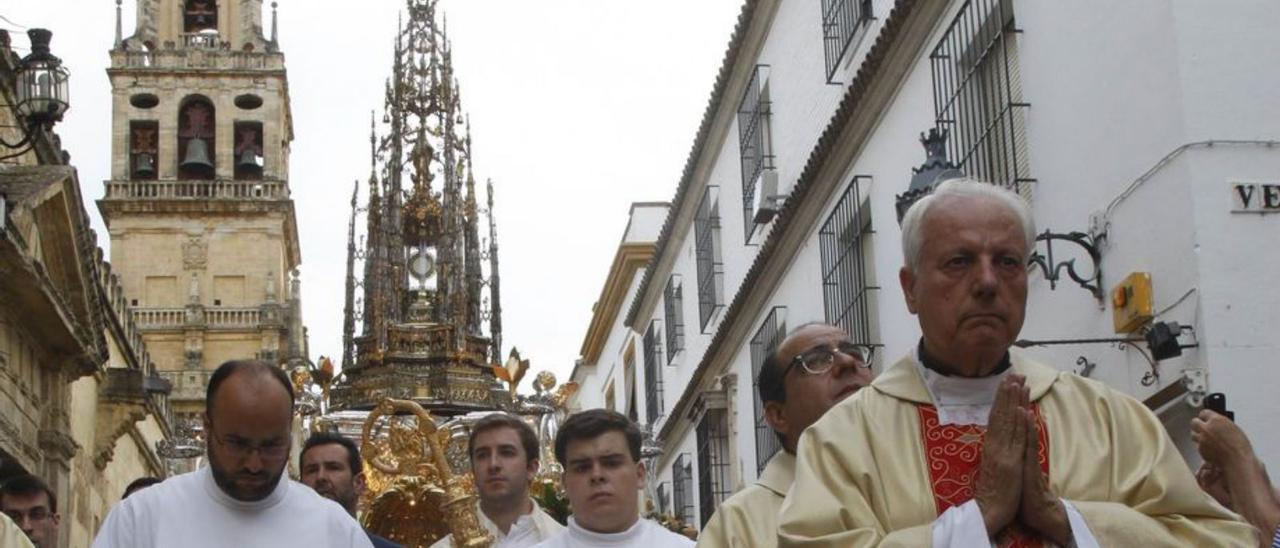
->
[97, 0, 305, 419]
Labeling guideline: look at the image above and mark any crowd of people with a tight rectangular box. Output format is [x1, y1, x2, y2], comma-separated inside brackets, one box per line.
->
[2, 179, 1277, 547]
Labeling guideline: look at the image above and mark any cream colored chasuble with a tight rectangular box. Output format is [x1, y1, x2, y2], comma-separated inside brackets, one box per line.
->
[777, 350, 1255, 547]
[696, 451, 795, 547]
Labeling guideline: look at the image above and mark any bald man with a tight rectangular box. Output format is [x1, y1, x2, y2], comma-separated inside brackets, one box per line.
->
[92, 360, 373, 548]
[697, 323, 875, 547]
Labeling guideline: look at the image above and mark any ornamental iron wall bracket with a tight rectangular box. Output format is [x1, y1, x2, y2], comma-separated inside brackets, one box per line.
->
[1028, 230, 1103, 300]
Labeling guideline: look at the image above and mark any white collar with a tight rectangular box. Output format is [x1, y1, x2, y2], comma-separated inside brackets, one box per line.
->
[566, 515, 644, 545]
[915, 347, 1010, 426]
[479, 498, 542, 538]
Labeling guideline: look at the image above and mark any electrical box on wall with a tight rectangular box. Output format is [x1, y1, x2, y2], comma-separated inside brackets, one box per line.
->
[1112, 272, 1153, 334]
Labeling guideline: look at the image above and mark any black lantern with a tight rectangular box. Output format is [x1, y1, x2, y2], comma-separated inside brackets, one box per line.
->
[2, 29, 71, 157]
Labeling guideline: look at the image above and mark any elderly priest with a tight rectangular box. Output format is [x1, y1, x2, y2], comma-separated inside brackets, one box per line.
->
[777, 179, 1254, 547]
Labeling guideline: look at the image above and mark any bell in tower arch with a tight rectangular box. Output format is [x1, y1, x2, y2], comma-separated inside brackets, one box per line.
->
[178, 99, 215, 180]
[181, 136, 214, 175]
[134, 153, 156, 178]
[130, 122, 158, 180]
[234, 123, 263, 180]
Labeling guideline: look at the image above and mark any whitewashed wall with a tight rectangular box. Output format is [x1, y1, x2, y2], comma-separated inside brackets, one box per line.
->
[587, 0, 1280, 527]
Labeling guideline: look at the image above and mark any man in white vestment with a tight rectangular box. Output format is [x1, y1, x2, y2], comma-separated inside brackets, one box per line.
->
[91, 360, 374, 548]
[777, 178, 1255, 547]
[432, 413, 564, 547]
[698, 323, 874, 547]
[532, 409, 693, 548]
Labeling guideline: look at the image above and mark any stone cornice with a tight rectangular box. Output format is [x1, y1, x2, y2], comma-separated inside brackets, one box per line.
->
[38, 428, 80, 464]
[93, 368, 150, 470]
[578, 243, 657, 366]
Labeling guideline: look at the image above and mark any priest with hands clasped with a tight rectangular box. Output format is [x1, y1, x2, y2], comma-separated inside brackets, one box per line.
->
[777, 178, 1254, 547]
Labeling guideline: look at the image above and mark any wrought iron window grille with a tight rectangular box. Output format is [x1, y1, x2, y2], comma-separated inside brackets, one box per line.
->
[644, 319, 665, 427]
[664, 275, 685, 363]
[738, 65, 776, 241]
[821, 177, 880, 350]
[930, 0, 1034, 197]
[694, 186, 725, 331]
[750, 306, 787, 474]
[697, 408, 732, 527]
[822, 0, 875, 84]
[673, 453, 695, 525]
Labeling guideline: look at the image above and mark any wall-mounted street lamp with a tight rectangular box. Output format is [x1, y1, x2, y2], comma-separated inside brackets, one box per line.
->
[2, 29, 71, 161]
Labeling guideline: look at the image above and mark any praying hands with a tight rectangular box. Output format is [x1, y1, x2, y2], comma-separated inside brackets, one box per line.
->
[974, 374, 1072, 545]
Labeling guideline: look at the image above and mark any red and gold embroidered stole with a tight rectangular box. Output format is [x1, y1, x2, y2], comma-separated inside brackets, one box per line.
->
[917, 404, 1049, 548]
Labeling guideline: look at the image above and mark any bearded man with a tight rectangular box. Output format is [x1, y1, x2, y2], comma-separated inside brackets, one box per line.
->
[92, 360, 373, 548]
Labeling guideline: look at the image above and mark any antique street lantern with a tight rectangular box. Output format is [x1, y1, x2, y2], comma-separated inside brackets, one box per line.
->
[2, 29, 71, 157]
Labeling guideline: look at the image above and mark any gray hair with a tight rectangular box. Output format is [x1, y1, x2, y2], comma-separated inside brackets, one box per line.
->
[900, 178, 1035, 272]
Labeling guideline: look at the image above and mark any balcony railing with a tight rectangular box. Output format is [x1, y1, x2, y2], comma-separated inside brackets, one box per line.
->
[132, 308, 185, 329]
[104, 179, 289, 201]
[111, 49, 282, 71]
[132, 307, 263, 329]
[182, 33, 221, 50]
[206, 307, 260, 328]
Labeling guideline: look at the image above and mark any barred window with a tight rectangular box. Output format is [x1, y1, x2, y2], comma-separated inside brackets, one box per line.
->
[694, 187, 724, 331]
[750, 306, 786, 474]
[930, 0, 1032, 197]
[663, 275, 685, 362]
[737, 65, 775, 240]
[697, 408, 731, 527]
[820, 177, 878, 348]
[643, 320, 665, 427]
[821, 0, 874, 83]
[657, 481, 672, 515]
[672, 453, 694, 525]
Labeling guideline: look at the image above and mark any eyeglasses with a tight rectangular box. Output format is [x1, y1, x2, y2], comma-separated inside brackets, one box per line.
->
[211, 433, 289, 459]
[785, 341, 874, 376]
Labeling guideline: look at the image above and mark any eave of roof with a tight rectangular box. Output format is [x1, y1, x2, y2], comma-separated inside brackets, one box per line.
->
[623, 0, 761, 330]
[656, 0, 937, 444]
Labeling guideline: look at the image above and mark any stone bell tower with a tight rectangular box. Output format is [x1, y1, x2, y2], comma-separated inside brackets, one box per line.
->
[97, 0, 306, 419]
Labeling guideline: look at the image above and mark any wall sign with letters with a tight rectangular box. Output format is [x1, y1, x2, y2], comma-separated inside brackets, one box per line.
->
[1231, 181, 1280, 213]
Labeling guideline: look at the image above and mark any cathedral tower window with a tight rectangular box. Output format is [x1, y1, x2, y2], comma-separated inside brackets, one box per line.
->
[233, 122, 264, 180]
[129, 120, 159, 180]
[178, 96, 216, 180]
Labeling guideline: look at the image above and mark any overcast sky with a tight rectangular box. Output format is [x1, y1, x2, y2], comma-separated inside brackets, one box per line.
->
[3, 0, 742, 388]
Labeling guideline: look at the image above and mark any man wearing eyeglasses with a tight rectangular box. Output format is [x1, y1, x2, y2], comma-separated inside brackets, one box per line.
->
[778, 179, 1253, 546]
[697, 323, 874, 548]
[92, 360, 374, 548]
[0, 474, 59, 547]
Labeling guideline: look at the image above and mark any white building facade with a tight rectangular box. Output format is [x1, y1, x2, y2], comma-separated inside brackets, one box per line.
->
[572, 0, 1280, 532]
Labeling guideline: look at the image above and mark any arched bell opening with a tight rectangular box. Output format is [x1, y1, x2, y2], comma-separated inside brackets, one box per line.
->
[129, 120, 159, 180]
[177, 95, 216, 180]
[233, 121, 263, 180]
